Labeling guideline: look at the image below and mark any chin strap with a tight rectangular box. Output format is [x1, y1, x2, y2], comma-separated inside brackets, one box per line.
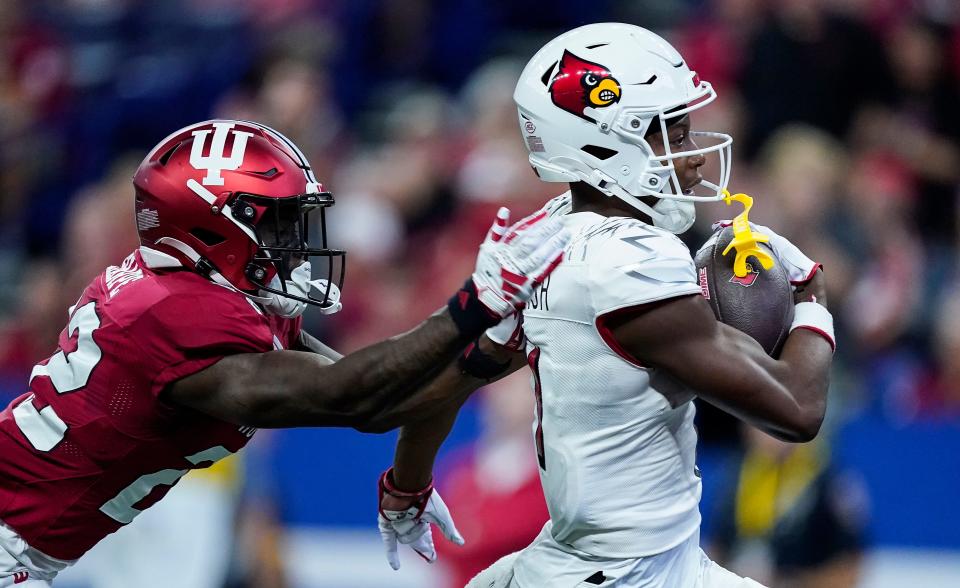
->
[721, 190, 776, 278]
[595, 178, 665, 223]
[146, 240, 251, 294]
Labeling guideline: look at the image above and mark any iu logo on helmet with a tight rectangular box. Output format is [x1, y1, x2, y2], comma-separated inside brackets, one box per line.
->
[729, 262, 760, 287]
[549, 50, 621, 122]
[189, 122, 253, 186]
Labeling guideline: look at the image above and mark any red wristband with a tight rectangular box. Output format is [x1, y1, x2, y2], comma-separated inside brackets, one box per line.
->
[380, 467, 434, 498]
[378, 467, 434, 518]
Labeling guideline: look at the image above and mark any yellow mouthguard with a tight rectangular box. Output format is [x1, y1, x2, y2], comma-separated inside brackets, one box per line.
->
[721, 189, 776, 277]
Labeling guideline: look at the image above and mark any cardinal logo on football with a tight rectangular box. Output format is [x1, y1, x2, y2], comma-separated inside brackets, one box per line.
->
[549, 50, 621, 122]
[729, 262, 760, 287]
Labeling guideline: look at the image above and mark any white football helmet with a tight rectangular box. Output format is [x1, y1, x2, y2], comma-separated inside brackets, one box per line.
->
[514, 23, 732, 233]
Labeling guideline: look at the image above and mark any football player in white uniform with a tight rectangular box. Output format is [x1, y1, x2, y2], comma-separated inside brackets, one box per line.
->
[376, 24, 834, 587]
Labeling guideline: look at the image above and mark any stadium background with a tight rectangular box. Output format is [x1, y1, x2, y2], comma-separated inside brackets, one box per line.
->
[0, 0, 958, 586]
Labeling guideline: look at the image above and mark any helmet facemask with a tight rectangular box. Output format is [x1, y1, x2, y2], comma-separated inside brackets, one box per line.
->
[234, 190, 346, 316]
[607, 84, 732, 202]
[572, 85, 733, 234]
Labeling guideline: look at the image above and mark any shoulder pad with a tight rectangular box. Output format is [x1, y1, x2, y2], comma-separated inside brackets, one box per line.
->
[588, 221, 700, 316]
[130, 287, 274, 357]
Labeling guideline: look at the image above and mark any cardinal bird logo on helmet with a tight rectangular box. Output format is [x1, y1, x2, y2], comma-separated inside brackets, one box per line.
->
[549, 50, 621, 122]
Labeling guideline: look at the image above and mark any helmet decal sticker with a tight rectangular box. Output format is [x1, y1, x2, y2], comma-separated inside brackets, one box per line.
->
[135, 208, 160, 231]
[189, 122, 253, 186]
[549, 50, 621, 122]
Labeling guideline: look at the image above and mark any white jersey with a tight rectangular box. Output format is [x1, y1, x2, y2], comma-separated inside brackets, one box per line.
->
[520, 193, 703, 558]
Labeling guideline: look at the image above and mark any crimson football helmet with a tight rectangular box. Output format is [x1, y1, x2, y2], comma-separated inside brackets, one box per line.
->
[134, 120, 345, 315]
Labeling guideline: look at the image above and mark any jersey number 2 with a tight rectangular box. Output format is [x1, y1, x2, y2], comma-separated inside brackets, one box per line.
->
[12, 300, 236, 525]
[12, 301, 102, 451]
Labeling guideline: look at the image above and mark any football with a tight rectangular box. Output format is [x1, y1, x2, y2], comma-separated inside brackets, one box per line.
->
[694, 226, 794, 356]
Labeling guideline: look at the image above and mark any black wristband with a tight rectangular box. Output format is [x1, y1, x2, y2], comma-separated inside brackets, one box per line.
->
[458, 338, 512, 380]
[447, 278, 499, 337]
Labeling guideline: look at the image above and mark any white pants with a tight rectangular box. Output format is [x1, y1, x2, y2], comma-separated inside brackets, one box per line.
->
[0, 550, 52, 588]
[469, 523, 766, 588]
[0, 520, 69, 588]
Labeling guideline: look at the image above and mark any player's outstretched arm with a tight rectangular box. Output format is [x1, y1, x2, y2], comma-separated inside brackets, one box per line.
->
[376, 329, 525, 569]
[610, 270, 833, 442]
[164, 209, 568, 431]
[389, 333, 525, 482]
[170, 310, 464, 428]
[384, 308, 527, 485]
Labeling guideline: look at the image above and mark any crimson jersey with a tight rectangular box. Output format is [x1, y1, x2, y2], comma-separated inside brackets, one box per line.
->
[0, 251, 300, 560]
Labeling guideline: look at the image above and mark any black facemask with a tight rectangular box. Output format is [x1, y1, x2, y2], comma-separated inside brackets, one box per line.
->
[233, 191, 346, 311]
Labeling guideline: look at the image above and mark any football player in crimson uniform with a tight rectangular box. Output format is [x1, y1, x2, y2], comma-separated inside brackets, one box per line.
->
[0, 119, 570, 587]
[376, 24, 835, 587]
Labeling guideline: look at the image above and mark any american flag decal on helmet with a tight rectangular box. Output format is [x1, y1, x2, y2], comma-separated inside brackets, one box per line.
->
[136, 208, 160, 231]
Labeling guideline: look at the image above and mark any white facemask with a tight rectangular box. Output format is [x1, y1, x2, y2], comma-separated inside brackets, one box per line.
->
[650, 198, 696, 234]
[257, 262, 343, 318]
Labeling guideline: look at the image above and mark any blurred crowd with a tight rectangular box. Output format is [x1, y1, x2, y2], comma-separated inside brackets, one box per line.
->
[1, 0, 958, 586]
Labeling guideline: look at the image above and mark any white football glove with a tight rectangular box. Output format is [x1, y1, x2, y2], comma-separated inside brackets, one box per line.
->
[708, 221, 821, 285]
[472, 207, 569, 318]
[378, 470, 464, 570]
[481, 194, 571, 351]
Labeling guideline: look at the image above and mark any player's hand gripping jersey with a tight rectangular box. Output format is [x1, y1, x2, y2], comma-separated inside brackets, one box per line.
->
[520, 194, 704, 558]
[0, 251, 300, 563]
